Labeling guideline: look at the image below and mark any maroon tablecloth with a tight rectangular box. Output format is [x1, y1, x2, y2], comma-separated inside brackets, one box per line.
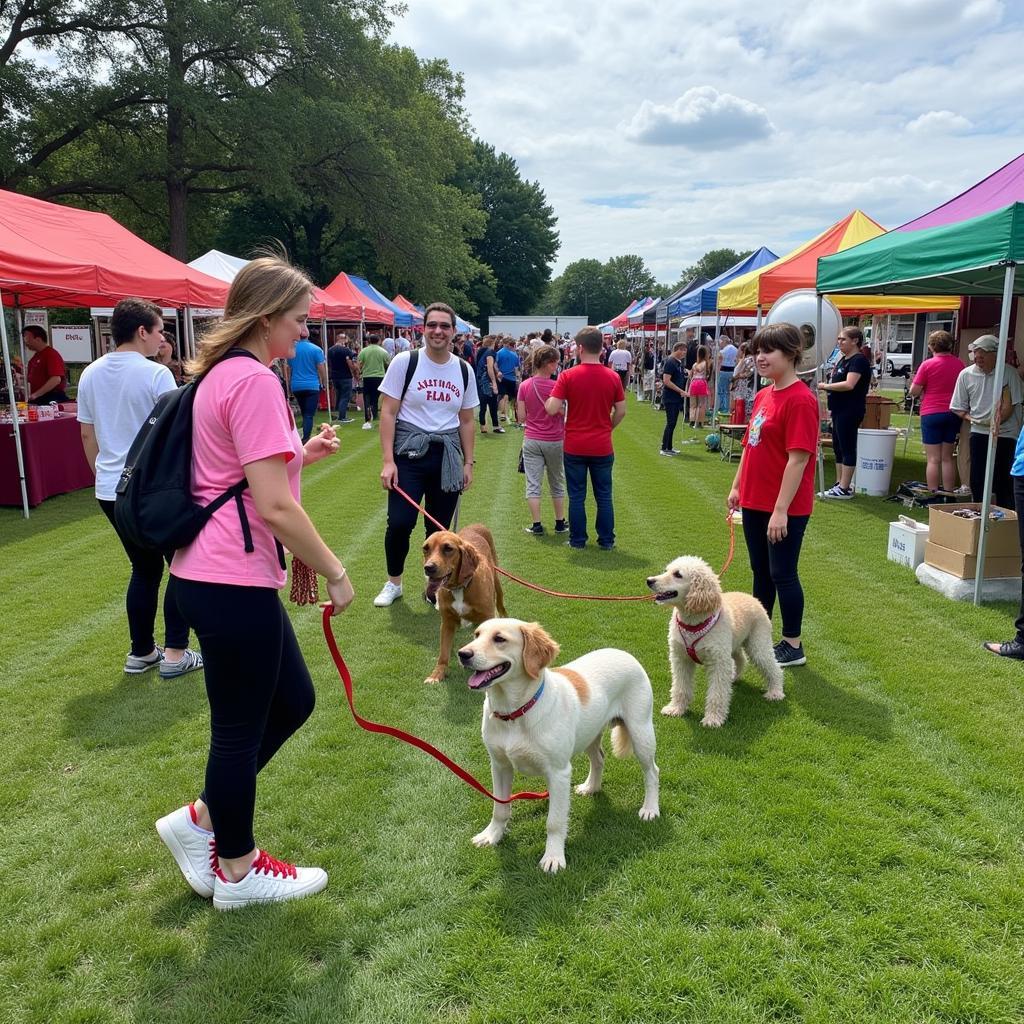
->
[0, 416, 94, 507]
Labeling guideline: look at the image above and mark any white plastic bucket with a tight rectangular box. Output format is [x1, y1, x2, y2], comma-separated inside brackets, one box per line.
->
[855, 428, 899, 496]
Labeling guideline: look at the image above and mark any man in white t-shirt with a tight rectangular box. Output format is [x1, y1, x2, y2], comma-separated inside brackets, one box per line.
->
[395, 331, 411, 354]
[382, 335, 397, 358]
[77, 297, 203, 679]
[607, 339, 633, 390]
[372, 301, 480, 608]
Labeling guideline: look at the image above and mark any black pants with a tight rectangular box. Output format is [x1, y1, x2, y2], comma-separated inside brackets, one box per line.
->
[173, 579, 315, 859]
[363, 377, 382, 422]
[1013, 475, 1024, 640]
[742, 508, 810, 639]
[479, 392, 499, 428]
[385, 445, 461, 577]
[969, 432, 1015, 510]
[98, 499, 188, 655]
[662, 401, 682, 451]
[831, 410, 863, 468]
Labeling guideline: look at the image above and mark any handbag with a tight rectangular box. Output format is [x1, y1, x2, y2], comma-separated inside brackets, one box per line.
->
[517, 448, 525, 473]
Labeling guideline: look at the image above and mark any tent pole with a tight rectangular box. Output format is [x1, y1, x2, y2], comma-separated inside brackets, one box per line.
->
[973, 262, 1017, 606]
[712, 310, 721, 422]
[1, 291, 31, 518]
[15, 305, 27, 375]
[815, 296, 827, 499]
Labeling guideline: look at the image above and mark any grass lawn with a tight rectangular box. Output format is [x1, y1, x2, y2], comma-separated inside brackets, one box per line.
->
[2, 395, 1023, 1024]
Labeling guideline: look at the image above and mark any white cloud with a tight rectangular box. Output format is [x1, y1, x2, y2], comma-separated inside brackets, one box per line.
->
[625, 87, 775, 148]
[906, 110, 973, 134]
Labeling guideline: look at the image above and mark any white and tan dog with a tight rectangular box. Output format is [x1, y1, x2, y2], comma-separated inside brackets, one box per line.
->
[646, 556, 784, 727]
[458, 618, 660, 873]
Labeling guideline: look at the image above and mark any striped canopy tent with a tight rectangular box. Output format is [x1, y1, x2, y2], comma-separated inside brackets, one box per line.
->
[668, 247, 778, 317]
[391, 294, 424, 325]
[626, 296, 661, 331]
[609, 298, 649, 329]
[323, 271, 395, 325]
[717, 211, 961, 315]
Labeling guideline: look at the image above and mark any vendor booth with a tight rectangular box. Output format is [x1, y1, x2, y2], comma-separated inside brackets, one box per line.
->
[816, 152, 1024, 603]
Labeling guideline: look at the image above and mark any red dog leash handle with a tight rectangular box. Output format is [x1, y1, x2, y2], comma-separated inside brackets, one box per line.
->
[321, 606, 548, 804]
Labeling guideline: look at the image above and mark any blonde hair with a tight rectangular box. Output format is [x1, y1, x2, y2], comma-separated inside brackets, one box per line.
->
[186, 255, 313, 376]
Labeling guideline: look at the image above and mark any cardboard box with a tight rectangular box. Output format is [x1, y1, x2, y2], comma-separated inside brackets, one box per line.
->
[927, 503, 1020, 557]
[888, 518, 929, 568]
[924, 540, 1019, 580]
[863, 395, 897, 430]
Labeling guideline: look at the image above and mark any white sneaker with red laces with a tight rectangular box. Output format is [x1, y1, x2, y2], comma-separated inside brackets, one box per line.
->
[212, 850, 328, 911]
[155, 803, 218, 898]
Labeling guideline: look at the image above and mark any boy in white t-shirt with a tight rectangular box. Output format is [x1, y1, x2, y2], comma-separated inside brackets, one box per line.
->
[371, 301, 480, 607]
[77, 297, 203, 679]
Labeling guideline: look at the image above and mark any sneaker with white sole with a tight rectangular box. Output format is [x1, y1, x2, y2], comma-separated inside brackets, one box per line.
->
[159, 647, 204, 680]
[212, 849, 328, 911]
[361, 421, 373, 430]
[155, 803, 218, 898]
[373, 581, 403, 607]
[773, 640, 807, 667]
[818, 484, 854, 500]
[124, 646, 163, 674]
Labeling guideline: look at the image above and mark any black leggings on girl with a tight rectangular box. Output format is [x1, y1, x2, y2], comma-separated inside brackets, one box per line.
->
[173, 578, 315, 859]
[741, 509, 810, 639]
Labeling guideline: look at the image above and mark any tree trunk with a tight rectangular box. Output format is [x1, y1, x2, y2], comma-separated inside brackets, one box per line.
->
[165, 1, 188, 259]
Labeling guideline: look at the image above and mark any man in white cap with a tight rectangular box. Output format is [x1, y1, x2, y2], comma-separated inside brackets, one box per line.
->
[950, 334, 1023, 509]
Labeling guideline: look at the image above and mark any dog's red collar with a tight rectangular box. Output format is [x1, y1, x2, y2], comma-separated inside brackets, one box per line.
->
[673, 610, 721, 665]
[492, 679, 546, 721]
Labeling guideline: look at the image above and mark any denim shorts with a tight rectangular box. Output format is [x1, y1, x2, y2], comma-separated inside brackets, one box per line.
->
[920, 411, 962, 445]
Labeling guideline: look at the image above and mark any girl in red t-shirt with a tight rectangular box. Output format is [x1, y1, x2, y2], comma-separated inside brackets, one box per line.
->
[727, 324, 819, 669]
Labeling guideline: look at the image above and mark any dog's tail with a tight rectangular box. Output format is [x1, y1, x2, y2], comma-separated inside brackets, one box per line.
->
[610, 718, 633, 758]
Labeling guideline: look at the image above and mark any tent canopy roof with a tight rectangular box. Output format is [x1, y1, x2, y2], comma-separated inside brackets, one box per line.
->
[323, 271, 395, 324]
[347, 275, 412, 327]
[391, 294, 424, 324]
[610, 297, 649, 328]
[0, 189, 228, 308]
[668, 247, 777, 317]
[627, 296, 660, 322]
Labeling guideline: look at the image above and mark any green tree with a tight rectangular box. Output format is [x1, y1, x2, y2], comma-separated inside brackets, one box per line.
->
[603, 254, 657, 315]
[452, 141, 559, 322]
[678, 248, 753, 285]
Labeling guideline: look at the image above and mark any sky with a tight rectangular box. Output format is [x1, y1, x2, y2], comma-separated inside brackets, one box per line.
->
[390, 0, 1024, 284]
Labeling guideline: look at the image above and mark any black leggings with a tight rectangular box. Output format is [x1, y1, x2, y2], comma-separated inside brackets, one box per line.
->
[173, 578, 315, 859]
[662, 402, 681, 451]
[385, 445, 461, 578]
[479, 392, 499, 428]
[363, 377, 382, 422]
[741, 508, 810, 639]
[98, 499, 188, 655]
[831, 410, 863, 468]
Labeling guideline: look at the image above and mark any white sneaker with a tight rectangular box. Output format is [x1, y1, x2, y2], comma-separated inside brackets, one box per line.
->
[155, 803, 217, 898]
[373, 581, 403, 607]
[361, 422, 373, 430]
[212, 849, 328, 911]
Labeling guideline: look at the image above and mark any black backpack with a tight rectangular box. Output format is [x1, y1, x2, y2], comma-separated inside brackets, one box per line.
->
[114, 348, 283, 565]
[399, 349, 470, 400]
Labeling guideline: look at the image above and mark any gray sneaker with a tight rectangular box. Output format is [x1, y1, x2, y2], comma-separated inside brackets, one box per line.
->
[124, 647, 163, 674]
[160, 648, 204, 679]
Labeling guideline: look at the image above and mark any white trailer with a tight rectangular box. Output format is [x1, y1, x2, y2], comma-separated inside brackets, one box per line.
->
[487, 315, 589, 339]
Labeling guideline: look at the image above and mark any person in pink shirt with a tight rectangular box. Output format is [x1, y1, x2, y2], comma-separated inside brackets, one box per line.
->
[909, 330, 966, 492]
[155, 256, 355, 912]
[516, 344, 567, 535]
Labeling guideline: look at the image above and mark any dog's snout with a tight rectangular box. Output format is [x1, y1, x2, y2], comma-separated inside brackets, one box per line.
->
[457, 647, 473, 665]
[424, 562, 438, 577]
[646, 576, 657, 589]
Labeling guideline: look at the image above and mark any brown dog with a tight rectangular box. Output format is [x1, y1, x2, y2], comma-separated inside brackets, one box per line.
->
[422, 524, 506, 684]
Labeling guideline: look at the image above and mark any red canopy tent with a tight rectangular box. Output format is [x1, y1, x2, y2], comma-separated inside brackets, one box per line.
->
[391, 293, 424, 325]
[310, 287, 361, 321]
[322, 271, 395, 325]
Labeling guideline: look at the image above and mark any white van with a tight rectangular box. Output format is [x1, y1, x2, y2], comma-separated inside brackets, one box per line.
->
[885, 339, 913, 376]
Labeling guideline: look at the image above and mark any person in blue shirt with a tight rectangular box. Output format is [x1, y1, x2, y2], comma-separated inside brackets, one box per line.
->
[495, 337, 522, 426]
[984, 424, 1024, 660]
[286, 337, 327, 442]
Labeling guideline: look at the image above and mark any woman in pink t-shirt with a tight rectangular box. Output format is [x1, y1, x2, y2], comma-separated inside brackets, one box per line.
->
[909, 330, 966, 492]
[156, 257, 354, 912]
[516, 344, 567, 534]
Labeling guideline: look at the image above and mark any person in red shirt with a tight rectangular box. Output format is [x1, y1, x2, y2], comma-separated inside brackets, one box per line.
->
[23, 325, 68, 404]
[727, 323, 819, 668]
[545, 326, 626, 549]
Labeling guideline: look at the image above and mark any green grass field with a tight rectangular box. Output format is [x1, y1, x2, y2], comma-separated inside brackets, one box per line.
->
[3, 396, 1023, 1024]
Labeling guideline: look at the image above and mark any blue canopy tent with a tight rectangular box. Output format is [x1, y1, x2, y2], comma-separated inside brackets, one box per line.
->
[348, 275, 414, 328]
[667, 247, 778, 319]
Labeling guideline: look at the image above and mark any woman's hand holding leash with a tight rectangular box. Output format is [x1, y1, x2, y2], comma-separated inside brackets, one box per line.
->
[325, 568, 355, 615]
[727, 487, 740, 512]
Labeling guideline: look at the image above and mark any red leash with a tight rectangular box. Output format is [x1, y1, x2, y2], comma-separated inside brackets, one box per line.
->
[320, 605, 548, 804]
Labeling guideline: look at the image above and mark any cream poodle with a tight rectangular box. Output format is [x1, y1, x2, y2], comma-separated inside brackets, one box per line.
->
[646, 556, 784, 727]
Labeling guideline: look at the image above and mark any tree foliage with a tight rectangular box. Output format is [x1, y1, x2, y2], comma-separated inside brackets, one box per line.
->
[537, 254, 657, 324]
[678, 248, 753, 286]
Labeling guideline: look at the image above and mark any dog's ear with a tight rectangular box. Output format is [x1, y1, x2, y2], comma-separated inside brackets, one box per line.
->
[683, 565, 722, 618]
[520, 622, 560, 679]
[456, 540, 480, 587]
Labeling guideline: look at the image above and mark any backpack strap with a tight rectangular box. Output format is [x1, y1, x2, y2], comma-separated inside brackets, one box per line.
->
[400, 350, 420, 401]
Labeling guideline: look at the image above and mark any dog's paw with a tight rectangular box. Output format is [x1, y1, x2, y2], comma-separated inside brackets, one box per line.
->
[539, 852, 566, 873]
[638, 805, 660, 821]
[471, 825, 505, 848]
[575, 781, 601, 796]
[763, 689, 785, 702]
[701, 713, 726, 728]
[424, 673, 444, 685]
[661, 703, 686, 717]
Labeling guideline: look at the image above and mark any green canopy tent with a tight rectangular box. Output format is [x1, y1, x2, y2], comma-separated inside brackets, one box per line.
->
[817, 153, 1024, 604]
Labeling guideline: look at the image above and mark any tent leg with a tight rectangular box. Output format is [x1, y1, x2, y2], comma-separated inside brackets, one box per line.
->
[815, 296, 827, 500]
[973, 263, 1017, 606]
[1, 292, 30, 518]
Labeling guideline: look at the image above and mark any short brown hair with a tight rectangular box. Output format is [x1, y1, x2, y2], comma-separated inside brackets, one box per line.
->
[576, 326, 603, 354]
[111, 297, 164, 345]
[533, 344, 559, 368]
[928, 329, 954, 353]
[423, 302, 456, 329]
[840, 326, 864, 344]
[753, 323, 803, 367]
[672, 340, 686, 352]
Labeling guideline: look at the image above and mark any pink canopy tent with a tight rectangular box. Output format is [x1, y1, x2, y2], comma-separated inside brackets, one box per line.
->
[391, 294, 424, 325]
[323, 271, 395, 324]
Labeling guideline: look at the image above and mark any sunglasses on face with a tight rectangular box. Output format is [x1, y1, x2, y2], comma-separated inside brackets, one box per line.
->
[425, 322, 454, 331]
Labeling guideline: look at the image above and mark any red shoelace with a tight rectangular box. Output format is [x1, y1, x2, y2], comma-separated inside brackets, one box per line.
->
[251, 850, 297, 879]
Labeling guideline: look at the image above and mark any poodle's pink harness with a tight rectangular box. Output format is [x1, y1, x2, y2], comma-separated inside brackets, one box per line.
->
[674, 610, 722, 664]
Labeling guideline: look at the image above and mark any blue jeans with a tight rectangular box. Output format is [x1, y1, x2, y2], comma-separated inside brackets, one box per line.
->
[563, 452, 615, 548]
[716, 370, 733, 416]
[293, 389, 319, 442]
[332, 378, 353, 420]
